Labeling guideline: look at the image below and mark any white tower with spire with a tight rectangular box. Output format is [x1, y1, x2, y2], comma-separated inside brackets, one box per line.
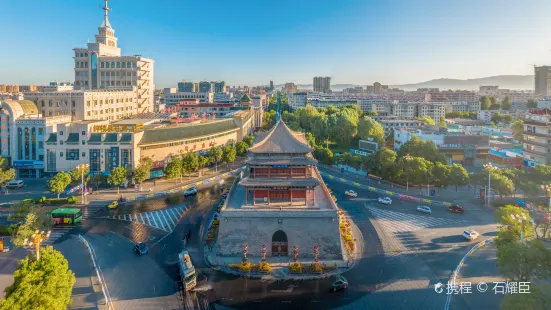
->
[73, 0, 155, 113]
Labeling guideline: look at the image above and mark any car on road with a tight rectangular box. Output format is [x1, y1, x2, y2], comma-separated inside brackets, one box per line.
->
[330, 276, 348, 292]
[108, 201, 118, 209]
[6, 180, 24, 189]
[448, 205, 465, 213]
[462, 230, 479, 241]
[345, 190, 357, 198]
[417, 205, 432, 214]
[134, 242, 148, 255]
[378, 197, 392, 205]
[184, 187, 198, 197]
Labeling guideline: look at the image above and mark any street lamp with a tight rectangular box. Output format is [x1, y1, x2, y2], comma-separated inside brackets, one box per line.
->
[403, 154, 413, 192]
[76, 164, 90, 204]
[510, 213, 527, 244]
[483, 163, 498, 207]
[23, 230, 51, 261]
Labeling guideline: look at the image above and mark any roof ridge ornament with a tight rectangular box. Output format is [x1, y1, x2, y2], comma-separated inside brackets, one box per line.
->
[101, 0, 112, 28]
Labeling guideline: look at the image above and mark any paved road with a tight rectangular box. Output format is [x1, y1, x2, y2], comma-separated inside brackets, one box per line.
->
[451, 243, 504, 310]
[0, 245, 26, 300]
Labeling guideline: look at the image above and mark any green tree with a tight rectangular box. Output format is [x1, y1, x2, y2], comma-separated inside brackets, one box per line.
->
[197, 156, 209, 176]
[439, 117, 447, 128]
[397, 136, 447, 163]
[48, 172, 71, 199]
[357, 116, 385, 145]
[415, 116, 436, 126]
[0, 166, 15, 190]
[296, 104, 319, 131]
[8, 200, 35, 223]
[68, 167, 90, 187]
[532, 164, 551, 184]
[242, 134, 255, 147]
[108, 166, 128, 193]
[329, 109, 359, 145]
[313, 146, 334, 165]
[449, 164, 469, 191]
[235, 141, 249, 157]
[209, 146, 223, 172]
[164, 158, 182, 182]
[222, 145, 237, 167]
[511, 119, 524, 142]
[310, 114, 330, 147]
[385, 129, 395, 148]
[432, 162, 451, 187]
[304, 132, 316, 147]
[262, 110, 277, 129]
[133, 157, 153, 190]
[501, 281, 551, 310]
[501, 95, 512, 110]
[0, 247, 76, 310]
[492, 173, 515, 199]
[497, 240, 551, 282]
[494, 205, 534, 245]
[480, 96, 491, 110]
[182, 152, 199, 177]
[490, 96, 499, 106]
[373, 148, 397, 179]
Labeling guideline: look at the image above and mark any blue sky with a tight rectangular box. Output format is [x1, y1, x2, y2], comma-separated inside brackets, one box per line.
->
[2, 0, 551, 88]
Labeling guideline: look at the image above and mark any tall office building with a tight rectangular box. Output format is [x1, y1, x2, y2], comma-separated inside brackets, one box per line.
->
[178, 82, 198, 92]
[535, 66, 551, 97]
[73, 0, 155, 113]
[373, 82, 382, 94]
[313, 77, 331, 93]
[269, 80, 274, 91]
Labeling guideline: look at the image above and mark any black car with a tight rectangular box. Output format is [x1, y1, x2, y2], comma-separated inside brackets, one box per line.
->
[448, 205, 465, 214]
[134, 242, 148, 255]
[330, 276, 348, 292]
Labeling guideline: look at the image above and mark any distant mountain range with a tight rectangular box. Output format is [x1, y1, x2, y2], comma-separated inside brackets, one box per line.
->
[273, 75, 534, 91]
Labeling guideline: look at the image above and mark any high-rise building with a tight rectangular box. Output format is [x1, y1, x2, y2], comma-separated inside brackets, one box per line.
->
[373, 82, 382, 94]
[211, 81, 226, 93]
[178, 82, 198, 93]
[72, 0, 155, 113]
[535, 66, 551, 97]
[284, 83, 297, 94]
[269, 80, 274, 91]
[198, 81, 212, 93]
[313, 77, 331, 93]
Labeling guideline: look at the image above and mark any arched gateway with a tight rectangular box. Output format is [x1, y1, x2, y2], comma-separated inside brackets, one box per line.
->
[271, 230, 288, 256]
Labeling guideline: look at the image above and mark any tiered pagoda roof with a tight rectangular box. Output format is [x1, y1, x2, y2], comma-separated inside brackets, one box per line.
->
[248, 120, 313, 154]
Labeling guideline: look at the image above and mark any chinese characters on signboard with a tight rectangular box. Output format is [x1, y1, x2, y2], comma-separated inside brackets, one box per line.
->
[93, 123, 144, 133]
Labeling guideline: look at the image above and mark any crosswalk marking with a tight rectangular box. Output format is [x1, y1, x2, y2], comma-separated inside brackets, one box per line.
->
[102, 205, 190, 233]
[42, 226, 76, 246]
[365, 205, 465, 233]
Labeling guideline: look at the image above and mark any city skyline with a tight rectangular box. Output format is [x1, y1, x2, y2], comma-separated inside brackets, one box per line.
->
[2, 0, 551, 88]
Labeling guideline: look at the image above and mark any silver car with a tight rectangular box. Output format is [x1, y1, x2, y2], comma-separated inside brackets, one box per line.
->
[416, 205, 432, 214]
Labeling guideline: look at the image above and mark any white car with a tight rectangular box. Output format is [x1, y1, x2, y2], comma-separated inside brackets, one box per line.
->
[6, 180, 24, 189]
[345, 190, 357, 198]
[184, 187, 198, 197]
[462, 230, 480, 241]
[417, 205, 432, 214]
[378, 197, 392, 205]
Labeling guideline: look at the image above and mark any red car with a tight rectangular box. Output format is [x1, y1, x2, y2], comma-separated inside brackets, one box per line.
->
[448, 205, 465, 213]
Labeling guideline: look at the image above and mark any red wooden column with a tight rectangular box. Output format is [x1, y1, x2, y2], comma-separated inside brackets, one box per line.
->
[290, 189, 293, 205]
[268, 190, 270, 205]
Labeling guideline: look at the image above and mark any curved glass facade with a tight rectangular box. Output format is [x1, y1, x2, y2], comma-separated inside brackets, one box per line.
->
[91, 53, 98, 89]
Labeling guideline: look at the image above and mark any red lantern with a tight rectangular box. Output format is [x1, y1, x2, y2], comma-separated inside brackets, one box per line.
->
[314, 257, 319, 263]
[293, 250, 298, 255]
[262, 244, 267, 249]
[294, 245, 298, 250]
[314, 245, 319, 249]
[261, 249, 266, 254]
[243, 249, 247, 254]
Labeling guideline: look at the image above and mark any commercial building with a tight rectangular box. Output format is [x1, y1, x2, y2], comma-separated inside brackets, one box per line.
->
[313, 77, 331, 93]
[38, 82, 74, 92]
[72, 1, 155, 113]
[417, 103, 447, 121]
[429, 90, 477, 102]
[390, 102, 418, 119]
[357, 98, 392, 114]
[289, 92, 308, 110]
[163, 88, 213, 104]
[211, 81, 226, 94]
[199, 81, 212, 93]
[378, 119, 424, 137]
[394, 128, 490, 167]
[535, 66, 551, 97]
[523, 109, 551, 165]
[216, 120, 343, 260]
[373, 82, 382, 94]
[309, 98, 358, 109]
[24, 88, 137, 120]
[0, 98, 257, 177]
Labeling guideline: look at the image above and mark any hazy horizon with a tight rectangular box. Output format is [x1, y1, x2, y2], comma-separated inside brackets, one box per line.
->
[1, 0, 550, 88]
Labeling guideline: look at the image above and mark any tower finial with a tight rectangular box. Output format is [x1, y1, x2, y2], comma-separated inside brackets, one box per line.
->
[102, 0, 111, 28]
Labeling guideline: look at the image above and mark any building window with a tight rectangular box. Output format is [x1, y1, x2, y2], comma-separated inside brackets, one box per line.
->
[59, 131, 63, 136]
[116, 62, 121, 68]
[106, 62, 110, 68]
[82, 141, 86, 145]
[91, 53, 98, 89]
[72, 100, 76, 107]
[66, 149, 80, 160]
[82, 152, 86, 158]
[38, 141, 44, 149]
[60, 152, 64, 157]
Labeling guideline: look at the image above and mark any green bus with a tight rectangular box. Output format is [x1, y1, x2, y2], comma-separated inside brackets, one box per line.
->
[51, 208, 83, 225]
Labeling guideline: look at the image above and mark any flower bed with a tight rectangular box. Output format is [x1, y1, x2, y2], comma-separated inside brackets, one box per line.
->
[228, 261, 271, 274]
[309, 263, 323, 273]
[340, 218, 355, 255]
[289, 262, 303, 273]
[257, 261, 272, 273]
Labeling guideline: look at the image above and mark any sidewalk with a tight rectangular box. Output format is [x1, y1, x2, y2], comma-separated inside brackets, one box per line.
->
[318, 165, 478, 204]
[84, 160, 245, 206]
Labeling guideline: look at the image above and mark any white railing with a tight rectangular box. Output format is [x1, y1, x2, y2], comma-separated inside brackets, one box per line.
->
[78, 235, 112, 309]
